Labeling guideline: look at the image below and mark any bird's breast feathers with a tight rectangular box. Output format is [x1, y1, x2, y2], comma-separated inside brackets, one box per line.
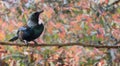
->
[27, 20, 37, 27]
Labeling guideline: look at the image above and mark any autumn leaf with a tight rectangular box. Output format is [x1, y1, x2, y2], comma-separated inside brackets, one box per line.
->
[112, 28, 120, 40]
[96, 59, 107, 66]
[79, 0, 90, 9]
[55, 22, 62, 28]
[47, 21, 55, 34]
[105, 0, 109, 4]
[96, 28, 105, 39]
[76, 15, 82, 21]
[0, 45, 7, 57]
[76, 14, 92, 23]
[44, 6, 54, 19]
[1, 22, 8, 30]
[0, 18, 3, 25]
[7, 24, 15, 32]
[93, 48, 104, 55]
[17, 22, 23, 27]
[58, 26, 66, 40]
[59, 14, 66, 19]
[70, 21, 81, 33]
[36, 39, 44, 43]
[41, 0, 44, 3]
[0, 30, 5, 41]
[82, 15, 92, 23]
[112, 14, 120, 23]
[90, 24, 102, 30]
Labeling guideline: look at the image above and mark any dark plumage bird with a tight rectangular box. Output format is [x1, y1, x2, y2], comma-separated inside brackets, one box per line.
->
[9, 10, 44, 45]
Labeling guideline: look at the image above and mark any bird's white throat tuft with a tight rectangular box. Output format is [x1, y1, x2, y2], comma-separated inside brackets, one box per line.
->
[27, 19, 43, 27]
[38, 19, 44, 25]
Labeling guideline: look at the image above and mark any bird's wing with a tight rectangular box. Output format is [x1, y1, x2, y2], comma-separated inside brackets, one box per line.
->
[17, 26, 34, 41]
[9, 26, 27, 42]
[31, 24, 44, 39]
[9, 36, 18, 41]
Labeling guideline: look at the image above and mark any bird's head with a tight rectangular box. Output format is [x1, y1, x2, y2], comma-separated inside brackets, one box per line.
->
[29, 10, 44, 23]
[27, 10, 44, 27]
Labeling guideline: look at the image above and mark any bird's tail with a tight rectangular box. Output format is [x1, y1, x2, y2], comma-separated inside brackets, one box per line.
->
[9, 36, 18, 41]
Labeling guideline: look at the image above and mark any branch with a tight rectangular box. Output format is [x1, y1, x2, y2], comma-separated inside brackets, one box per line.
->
[0, 41, 120, 48]
[110, 0, 120, 6]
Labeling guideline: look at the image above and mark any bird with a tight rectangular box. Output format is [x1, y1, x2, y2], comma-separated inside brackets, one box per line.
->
[9, 10, 44, 45]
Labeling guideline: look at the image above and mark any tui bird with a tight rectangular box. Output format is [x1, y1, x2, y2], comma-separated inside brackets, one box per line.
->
[9, 10, 44, 45]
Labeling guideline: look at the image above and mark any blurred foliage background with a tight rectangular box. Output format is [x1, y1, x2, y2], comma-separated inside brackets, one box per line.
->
[0, 0, 120, 66]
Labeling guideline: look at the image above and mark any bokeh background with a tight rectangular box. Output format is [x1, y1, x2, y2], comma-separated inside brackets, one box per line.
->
[0, 0, 120, 66]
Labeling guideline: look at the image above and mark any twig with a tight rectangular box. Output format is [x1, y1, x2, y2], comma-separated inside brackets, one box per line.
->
[0, 41, 120, 48]
[110, 0, 120, 6]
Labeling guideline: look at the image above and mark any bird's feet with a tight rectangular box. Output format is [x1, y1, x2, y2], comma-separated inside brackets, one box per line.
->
[23, 40, 29, 46]
[33, 41, 38, 45]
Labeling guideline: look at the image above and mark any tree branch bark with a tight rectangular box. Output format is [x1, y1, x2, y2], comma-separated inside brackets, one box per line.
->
[0, 41, 120, 48]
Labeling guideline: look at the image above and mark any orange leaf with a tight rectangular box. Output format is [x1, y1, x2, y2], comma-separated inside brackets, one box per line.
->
[0, 18, 3, 25]
[8, 24, 15, 32]
[76, 15, 82, 21]
[79, 0, 90, 9]
[70, 22, 81, 33]
[100, 0, 105, 4]
[60, 14, 66, 19]
[96, 28, 105, 39]
[44, 7, 54, 18]
[105, 0, 109, 4]
[47, 21, 55, 34]
[112, 29, 120, 40]
[58, 26, 66, 40]
[55, 22, 62, 28]
[82, 15, 92, 23]
[112, 14, 120, 23]
[98, 59, 106, 66]
[69, 46, 78, 52]
[0, 30, 5, 41]
[90, 24, 101, 30]
[17, 22, 23, 27]
[41, 0, 44, 3]
[36, 39, 44, 43]
[1, 22, 8, 30]
[76, 14, 92, 23]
